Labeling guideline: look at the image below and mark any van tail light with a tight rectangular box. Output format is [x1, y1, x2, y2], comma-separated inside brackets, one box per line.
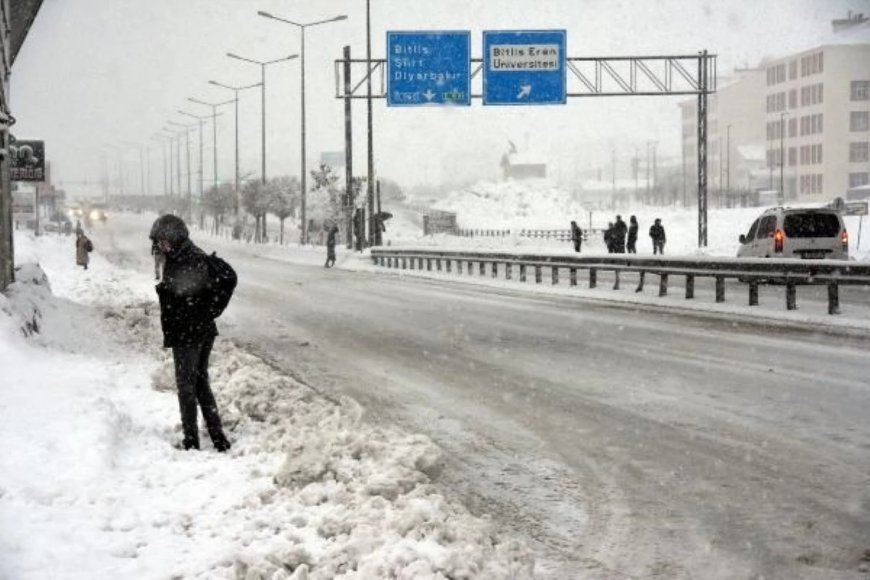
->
[841, 229, 849, 250]
[773, 229, 784, 253]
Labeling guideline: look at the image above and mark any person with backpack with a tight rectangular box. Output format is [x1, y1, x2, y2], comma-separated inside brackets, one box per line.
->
[612, 215, 627, 254]
[649, 218, 666, 255]
[325, 224, 339, 268]
[75, 230, 93, 269]
[570, 220, 583, 253]
[150, 214, 234, 453]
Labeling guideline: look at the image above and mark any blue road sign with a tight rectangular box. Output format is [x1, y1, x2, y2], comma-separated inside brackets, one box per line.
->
[387, 31, 471, 107]
[483, 30, 567, 106]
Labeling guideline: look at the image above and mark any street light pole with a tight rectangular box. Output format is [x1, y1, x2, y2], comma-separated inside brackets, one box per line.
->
[726, 124, 731, 206]
[188, 97, 234, 196]
[208, 80, 262, 218]
[258, 10, 348, 245]
[226, 52, 298, 185]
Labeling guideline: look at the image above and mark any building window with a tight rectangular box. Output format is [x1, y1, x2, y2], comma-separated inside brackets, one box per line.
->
[789, 89, 797, 109]
[851, 111, 870, 132]
[849, 172, 870, 188]
[788, 147, 797, 167]
[789, 60, 797, 80]
[852, 80, 870, 101]
[788, 117, 797, 138]
[850, 142, 870, 162]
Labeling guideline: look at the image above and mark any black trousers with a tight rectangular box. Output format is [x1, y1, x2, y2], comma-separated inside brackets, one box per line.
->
[572, 239, 581, 253]
[172, 336, 226, 449]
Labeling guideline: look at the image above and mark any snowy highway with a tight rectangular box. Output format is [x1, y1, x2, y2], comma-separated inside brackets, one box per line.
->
[92, 216, 870, 579]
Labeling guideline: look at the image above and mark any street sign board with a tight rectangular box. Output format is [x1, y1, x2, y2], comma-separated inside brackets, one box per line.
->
[483, 30, 567, 105]
[843, 201, 868, 216]
[10, 140, 45, 182]
[387, 31, 470, 107]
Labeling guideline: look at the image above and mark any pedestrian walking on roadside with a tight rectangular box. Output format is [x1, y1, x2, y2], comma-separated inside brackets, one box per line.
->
[75, 230, 93, 270]
[325, 224, 339, 268]
[649, 218, 666, 255]
[150, 214, 232, 453]
[613, 215, 627, 254]
[604, 222, 614, 253]
[627, 215, 639, 254]
[570, 220, 583, 253]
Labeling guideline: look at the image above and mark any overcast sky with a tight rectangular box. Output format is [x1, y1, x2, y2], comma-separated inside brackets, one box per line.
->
[9, 0, 862, 197]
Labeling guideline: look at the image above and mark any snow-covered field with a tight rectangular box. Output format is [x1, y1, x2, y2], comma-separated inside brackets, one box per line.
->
[1, 232, 533, 579]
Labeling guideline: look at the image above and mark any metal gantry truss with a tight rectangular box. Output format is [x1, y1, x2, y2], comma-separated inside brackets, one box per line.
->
[335, 51, 717, 246]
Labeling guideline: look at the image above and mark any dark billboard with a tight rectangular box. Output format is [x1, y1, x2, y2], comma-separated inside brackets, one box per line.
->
[10, 140, 45, 182]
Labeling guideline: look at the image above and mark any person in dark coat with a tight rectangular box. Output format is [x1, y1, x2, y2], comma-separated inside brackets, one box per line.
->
[649, 218, 666, 255]
[325, 224, 339, 268]
[570, 220, 583, 253]
[75, 230, 92, 269]
[150, 214, 231, 452]
[612, 215, 627, 254]
[627, 215, 639, 254]
[604, 222, 614, 253]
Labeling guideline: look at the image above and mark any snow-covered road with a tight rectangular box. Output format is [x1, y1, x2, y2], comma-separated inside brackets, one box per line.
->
[92, 214, 870, 579]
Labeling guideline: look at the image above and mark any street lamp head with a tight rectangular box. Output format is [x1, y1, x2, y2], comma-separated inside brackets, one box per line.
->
[331, 15, 348, 22]
[257, 10, 273, 18]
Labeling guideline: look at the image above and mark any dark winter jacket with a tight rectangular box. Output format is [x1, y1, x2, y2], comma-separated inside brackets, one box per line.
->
[570, 222, 583, 242]
[628, 221, 638, 244]
[613, 218, 628, 243]
[649, 223, 666, 243]
[155, 238, 217, 348]
[326, 228, 338, 249]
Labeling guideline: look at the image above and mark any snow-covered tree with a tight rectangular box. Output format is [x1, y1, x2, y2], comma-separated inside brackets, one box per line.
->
[267, 175, 300, 245]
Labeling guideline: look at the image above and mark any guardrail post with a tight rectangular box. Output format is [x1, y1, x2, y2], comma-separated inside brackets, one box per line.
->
[402, 257, 408, 269]
[589, 268, 597, 288]
[419, 258, 424, 270]
[636, 271, 645, 293]
[446, 259, 452, 273]
[570, 268, 577, 286]
[659, 274, 668, 297]
[409, 257, 415, 270]
[552, 266, 559, 285]
[436, 259, 442, 272]
[748, 281, 759, 306]
[492, 262, 498, 278]
[520, 264, 527, 282]
[828, 283, 840, 315]
[386, 257, 392, 268]
[613, 270, 620, 290]
[427, 258, 432, 271]
[535, 266, 542, 284]
[685, 275, 694, 299]
[715, 277, 725, 302]
[480, 261, 485, 276]
[786, 282, 797, 310]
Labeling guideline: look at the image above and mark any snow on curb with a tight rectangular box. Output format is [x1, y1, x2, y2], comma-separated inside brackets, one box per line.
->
[2, 259, 534, 579]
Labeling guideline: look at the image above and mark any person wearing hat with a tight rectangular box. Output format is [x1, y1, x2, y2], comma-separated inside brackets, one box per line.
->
[150, 214, 231, 452]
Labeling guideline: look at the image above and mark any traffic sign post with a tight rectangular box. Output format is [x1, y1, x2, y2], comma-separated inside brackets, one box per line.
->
[386, 31, 470, 107]
[482, 30, 566, 105]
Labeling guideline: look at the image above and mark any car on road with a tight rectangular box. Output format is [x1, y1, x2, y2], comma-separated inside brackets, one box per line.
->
[737, 206, 848, 260]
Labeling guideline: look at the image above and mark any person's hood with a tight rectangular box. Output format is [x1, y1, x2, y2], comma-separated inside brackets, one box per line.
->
[150, 214, 189, 246]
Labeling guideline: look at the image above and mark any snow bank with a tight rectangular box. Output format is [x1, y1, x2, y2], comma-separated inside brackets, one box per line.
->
[1, 231, 534, 579]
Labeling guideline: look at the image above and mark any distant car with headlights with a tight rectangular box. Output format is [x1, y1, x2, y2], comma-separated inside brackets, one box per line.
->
[87, 205, 109, 222]
[737, 207, 848, 260]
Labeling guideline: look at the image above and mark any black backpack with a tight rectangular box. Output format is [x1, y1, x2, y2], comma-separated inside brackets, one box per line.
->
[205, 252, 237, 319]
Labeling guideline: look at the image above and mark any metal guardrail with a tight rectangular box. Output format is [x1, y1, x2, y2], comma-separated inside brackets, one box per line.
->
[371, 248, 870, 315]
[453, 228, 605, 242]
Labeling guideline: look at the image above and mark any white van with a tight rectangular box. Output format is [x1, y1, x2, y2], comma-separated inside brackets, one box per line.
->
[737, 207, 848, 260]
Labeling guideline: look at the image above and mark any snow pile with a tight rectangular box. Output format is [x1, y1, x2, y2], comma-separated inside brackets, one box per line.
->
[1, 231, 534, 579]
[432, 179, 584, 229]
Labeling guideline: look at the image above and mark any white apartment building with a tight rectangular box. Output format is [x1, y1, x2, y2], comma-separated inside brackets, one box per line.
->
[764, 43, 870, 201]
[680, 67, 767, 206]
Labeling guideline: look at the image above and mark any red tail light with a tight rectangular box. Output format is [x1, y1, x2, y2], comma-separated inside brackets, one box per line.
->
[773, 229, 784, 253]
[841, 229, 849, 250]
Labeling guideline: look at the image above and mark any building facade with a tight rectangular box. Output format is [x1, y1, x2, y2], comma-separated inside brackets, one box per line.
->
[763, 43, 870, 202]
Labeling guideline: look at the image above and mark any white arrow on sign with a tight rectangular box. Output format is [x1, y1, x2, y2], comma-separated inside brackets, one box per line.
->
[422, 89, 436, 101]
[517, 85, 532, 99]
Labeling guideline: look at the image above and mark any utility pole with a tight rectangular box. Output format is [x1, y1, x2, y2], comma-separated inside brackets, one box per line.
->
[343, 45, 354, 249]
[366, 0, 376, 246]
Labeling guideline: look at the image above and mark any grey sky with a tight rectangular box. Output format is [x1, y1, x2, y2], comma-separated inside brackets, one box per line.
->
[9, 0, 862, 196]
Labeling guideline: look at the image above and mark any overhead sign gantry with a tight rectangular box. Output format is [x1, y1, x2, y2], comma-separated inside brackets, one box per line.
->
[337, 30, 716, 247]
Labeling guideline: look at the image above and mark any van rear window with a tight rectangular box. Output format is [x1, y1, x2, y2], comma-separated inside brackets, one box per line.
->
[783, 213, 840, 238]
